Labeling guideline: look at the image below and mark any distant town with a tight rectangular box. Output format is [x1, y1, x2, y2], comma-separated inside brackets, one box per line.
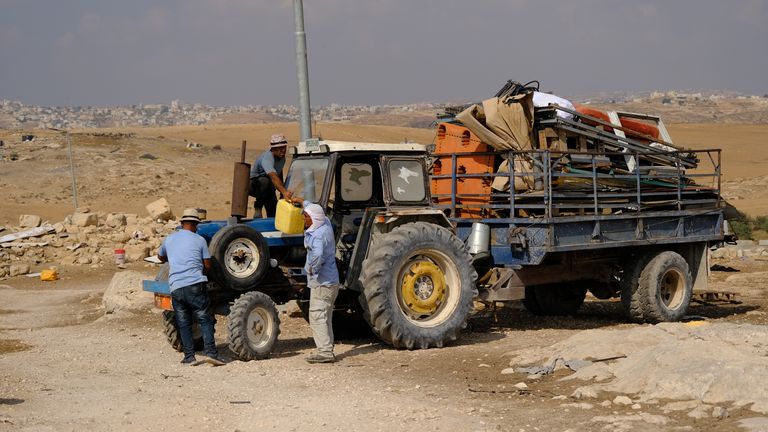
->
[1, 90, 766, 130]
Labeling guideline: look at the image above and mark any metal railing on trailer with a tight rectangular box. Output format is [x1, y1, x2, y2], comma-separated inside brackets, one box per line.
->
[430, 148, 724, 266]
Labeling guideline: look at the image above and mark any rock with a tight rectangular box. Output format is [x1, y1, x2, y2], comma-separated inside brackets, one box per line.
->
[102, 271, 153, 314]
[631, 404, 642, 410]
[712, 406, 728, 419]
[478, 363, 491, 368]
[688, 405, 710, 419]
[76, 256, 91, 265]
[572, 387, 599, 399]
[759, 240, 768, 247]
[552, 395, 568, 400]
[501, 368, 516, 375]
[9, 263, 30, 277]
[138, 153, 157, 160]
[106, 213, 127, 228]
[53, 222, 65, 234]
[72, 212, 98, 227]
[600, 400, 612, 407]
[125, 244, 150, 262]
[613, 396, 633, 406]
[513, 382, 528, 390]
[145, 198, 173, 221]
[19, 214, 42, 228]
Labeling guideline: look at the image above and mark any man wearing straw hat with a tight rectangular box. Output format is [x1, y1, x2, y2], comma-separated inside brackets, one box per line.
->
[249, 133, 293, 218]
[158, 208, 224, 366]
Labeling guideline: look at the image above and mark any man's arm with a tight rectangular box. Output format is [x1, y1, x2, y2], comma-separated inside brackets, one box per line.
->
[202, 258, 211, 275]
[306, 236, 325, 276]
[267, 171, 292, 198]
[158, 242, 168, 263]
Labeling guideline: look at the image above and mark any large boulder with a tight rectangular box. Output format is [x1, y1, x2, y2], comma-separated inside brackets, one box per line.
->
[19, 214, 42, 228]
[9, 263, 31, 277]
[102, 271, 154, 314]
[105, 213, 127, 228]
[72, 212, 98, 227]
[145, 198, 174, 221]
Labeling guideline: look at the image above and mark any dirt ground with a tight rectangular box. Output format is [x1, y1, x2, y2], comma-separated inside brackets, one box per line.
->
[0, 256, 766, 432]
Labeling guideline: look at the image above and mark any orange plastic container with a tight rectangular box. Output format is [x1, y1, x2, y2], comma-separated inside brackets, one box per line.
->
[431, 123, 495, 218]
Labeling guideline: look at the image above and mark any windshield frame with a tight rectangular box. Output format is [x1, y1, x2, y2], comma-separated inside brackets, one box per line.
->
[284, 154, 336, 207]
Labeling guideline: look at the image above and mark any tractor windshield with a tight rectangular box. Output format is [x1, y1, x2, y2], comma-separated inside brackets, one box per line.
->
[285, 157, 329, 203]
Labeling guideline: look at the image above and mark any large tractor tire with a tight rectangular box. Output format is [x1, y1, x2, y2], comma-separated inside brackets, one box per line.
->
[227, 291, 280, 360]
[156, 263, 203, 352]
[209, 224, 270, 291]
[358, 222, 477, 349]
[523, 284, 587, 316]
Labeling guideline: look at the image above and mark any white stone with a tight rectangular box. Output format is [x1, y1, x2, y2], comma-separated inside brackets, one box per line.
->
[145, 198, 174, 221]
[19, 214, 42, 228]
[106, 213, 127, 228]
[125, 244, 150, 262]
[613, 396, 633, 406]
[513, 382, 528, 390]
[9, 263, 30, 277]
[72, 212, 98, 227]
[501, 368, 516, 375]
[102, 270, 153, 314]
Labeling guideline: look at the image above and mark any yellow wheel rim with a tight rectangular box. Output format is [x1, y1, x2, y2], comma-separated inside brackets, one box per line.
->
[400, 261, 447, 316]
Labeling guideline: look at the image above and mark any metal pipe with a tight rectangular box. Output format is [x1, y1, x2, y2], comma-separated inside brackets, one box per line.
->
[293, 0, 312, 141]
[66, 132, 78, 209]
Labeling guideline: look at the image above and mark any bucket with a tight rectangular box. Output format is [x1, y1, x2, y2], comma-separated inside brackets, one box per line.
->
[467, 223, 490, 255]
[114, 249, 126, 265]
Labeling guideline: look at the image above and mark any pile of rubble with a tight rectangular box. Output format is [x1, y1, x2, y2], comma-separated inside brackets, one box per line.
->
[0, 198, 178, 279]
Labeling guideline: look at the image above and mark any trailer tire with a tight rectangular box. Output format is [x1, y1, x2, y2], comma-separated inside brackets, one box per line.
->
[162, 310, 204, 352]
[526, 284, 587, 316]
[620, 255, 652, 322]
[522, 286, 545, 315]
[358, 222, 477, 349]
[209, 224, 270, 291]
[637, 251, 692, 323]
[227, 291, 280, 360]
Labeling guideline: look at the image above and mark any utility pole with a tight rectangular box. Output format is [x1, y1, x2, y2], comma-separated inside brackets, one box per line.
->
[50, 128, 79, 209]
[293, 0, 312, 141]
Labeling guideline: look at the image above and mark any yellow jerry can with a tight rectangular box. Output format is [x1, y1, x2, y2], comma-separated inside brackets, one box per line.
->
[275, 199, 304, 234]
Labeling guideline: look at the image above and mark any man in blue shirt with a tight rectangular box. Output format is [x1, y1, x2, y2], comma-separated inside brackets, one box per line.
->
[158, 208, 224, 366]
[302, 202, 341, 363]
[250, 133, 293, 218]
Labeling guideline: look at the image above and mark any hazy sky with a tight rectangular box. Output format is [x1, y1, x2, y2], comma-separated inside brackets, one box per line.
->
[1, 0, 766, 107]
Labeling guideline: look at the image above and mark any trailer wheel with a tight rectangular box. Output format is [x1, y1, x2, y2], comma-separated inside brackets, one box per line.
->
[525, 284, 587, 316]
[522, 286, 545, 315]
[636, 251, 692, 323]
[162, 310, 204, 352]
[359, 222, 477, 349]
[227, 291, 280, 360]
[209, 224, 270, 291]
[620, 255, 652, 322]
